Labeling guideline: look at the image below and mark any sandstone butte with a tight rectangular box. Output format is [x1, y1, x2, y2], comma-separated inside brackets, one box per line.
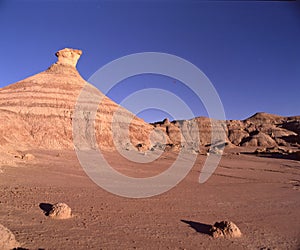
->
[0, 48, 299, 159]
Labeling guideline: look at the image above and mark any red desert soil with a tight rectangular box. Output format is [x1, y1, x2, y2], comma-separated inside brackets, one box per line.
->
[0, 148, 299, 249]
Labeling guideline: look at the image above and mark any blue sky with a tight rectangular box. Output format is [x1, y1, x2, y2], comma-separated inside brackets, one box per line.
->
[0, 0, 299, 122]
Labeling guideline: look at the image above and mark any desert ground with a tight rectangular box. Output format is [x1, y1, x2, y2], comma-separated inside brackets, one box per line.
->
[0, 147, 299, 250]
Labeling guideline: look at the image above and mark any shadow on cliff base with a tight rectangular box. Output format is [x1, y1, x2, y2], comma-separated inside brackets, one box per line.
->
[242, 151, 300, 162]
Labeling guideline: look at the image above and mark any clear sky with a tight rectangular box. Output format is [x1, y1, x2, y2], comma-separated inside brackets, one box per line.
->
[0, 0, 299, 122]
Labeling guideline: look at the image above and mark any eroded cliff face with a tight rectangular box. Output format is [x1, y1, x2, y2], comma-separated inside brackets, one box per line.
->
[0, 48, 299, 158]
[153, 112, 300, 152]
[226, 113, 300, 148]
[152, 117, 227, 153]
[0, 48, 154, 152]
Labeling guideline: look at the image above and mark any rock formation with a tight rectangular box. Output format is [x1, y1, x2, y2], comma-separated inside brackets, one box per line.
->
[226, 112, 300, 148]
[0, 48, 299, 158]
[55, 48, 82, 67]
[0, 48, 154, 152]
[154, 112, 300, 154]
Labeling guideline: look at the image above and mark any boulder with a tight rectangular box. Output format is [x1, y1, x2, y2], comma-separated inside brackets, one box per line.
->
[228, 129, 249, 145]
[23, 153, 35, 160]
[48, 202, 72, 219]
[0, 223, 20, 250]
[211, 221, 242, 238]
[241, 132, 277, 147]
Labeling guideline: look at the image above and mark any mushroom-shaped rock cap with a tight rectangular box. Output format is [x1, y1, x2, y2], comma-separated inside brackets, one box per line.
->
[55, 48, 82, 67]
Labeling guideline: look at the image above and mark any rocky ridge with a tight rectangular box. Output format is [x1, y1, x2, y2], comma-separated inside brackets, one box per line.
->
[0, 48, 299, 161]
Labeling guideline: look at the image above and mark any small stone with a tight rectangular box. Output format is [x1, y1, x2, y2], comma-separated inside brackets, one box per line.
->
[209, 147, 223, 155]
[211, 221, 242, 238]
[255, 148, 266, 154]
[48, 202, 72, 219]
[23, 153, 35, 160]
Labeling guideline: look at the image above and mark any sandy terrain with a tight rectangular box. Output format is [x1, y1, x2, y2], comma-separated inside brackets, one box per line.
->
[0, 148, 299, 249]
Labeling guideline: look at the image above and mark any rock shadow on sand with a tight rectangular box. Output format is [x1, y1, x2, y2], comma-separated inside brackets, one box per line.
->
[241, 151, 300, 161]
[181, 220, 212, 235]
[39, 203, 53, 216]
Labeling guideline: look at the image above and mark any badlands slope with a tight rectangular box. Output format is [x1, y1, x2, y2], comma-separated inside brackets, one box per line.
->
[0, 48, 299, 158]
